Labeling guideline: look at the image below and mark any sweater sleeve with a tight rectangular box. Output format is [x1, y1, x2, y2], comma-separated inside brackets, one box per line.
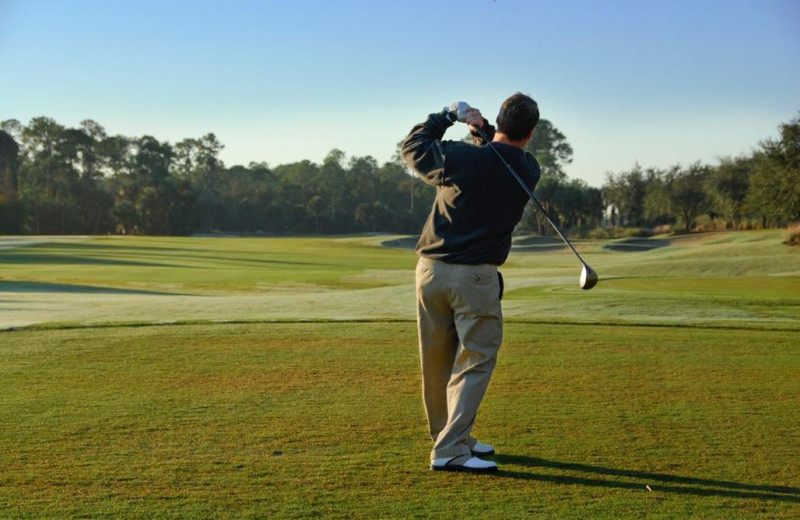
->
[400, 111, 453, 186]
[469, 118, 496, 146]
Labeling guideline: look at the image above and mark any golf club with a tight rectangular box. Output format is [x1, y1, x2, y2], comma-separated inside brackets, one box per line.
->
[474, 125, 598, 290]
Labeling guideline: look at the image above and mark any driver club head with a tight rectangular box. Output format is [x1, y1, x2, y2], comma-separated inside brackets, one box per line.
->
[580, 263, 598, 290]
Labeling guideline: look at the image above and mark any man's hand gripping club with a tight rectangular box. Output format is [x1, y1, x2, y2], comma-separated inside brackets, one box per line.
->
[444, 101, 485, 132]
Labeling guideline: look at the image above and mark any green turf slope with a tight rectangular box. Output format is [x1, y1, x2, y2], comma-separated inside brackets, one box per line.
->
[1, 231, 797, 329]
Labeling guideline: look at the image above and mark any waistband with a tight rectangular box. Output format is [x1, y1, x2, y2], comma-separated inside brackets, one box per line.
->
[417, 256, 497, 272]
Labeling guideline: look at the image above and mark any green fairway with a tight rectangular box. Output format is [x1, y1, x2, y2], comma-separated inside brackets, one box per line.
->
[1, 322, 798, 519]
[0, 230, 798, 329]
[1, 231, 799, 518]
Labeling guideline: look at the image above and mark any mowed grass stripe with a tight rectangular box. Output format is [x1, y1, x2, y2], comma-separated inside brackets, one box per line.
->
[0, 236, 417, 293]
[1, 231, 799, 329]
[1, 322, 798, 519]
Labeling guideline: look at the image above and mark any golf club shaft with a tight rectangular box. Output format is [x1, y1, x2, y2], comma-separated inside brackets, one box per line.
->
[474, 126, 589, 266]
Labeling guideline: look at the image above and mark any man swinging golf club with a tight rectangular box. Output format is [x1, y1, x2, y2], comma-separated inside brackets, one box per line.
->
[401, 93, 541, 473]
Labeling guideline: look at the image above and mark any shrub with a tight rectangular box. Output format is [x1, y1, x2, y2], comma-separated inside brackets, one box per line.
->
[587, 228, 611, 239]
[693, 214, 729, 232]
[784, 223, 800, 246]
[652, 224, 672, 235]
[622, 227, 653, 238]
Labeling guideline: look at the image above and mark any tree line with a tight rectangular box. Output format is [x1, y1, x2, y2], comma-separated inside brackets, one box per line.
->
[601, 116, 800, 234]
[0, 118, 435, 236]
[0, 115, 797, 237]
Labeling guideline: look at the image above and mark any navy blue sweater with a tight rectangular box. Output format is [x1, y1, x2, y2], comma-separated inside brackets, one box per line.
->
[401, 111, 540, 266]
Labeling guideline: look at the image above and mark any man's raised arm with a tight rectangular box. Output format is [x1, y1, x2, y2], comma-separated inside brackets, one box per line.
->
[401, 102, 489, 186]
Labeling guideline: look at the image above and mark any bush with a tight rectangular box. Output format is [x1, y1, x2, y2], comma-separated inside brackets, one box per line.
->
[585, 227, 655, 239]
[784, 223, 800, 246]
[588, 228, 612, 239]
[622, 227, 653, 238]
[652, 224, 672, 235]
[692, 214, 730, 232]
[567, 225, 600, 239]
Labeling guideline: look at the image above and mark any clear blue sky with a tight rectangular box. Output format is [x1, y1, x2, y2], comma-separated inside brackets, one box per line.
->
[1, 0, 798, 186]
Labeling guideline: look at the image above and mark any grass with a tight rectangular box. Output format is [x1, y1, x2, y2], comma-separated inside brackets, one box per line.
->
[1, 230, 799, 518]
[0, 230, 798, 329]
[0, 235, 413, 292]
[1, 322, 798, 519]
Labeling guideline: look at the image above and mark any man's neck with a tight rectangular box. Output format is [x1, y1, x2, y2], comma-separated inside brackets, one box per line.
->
[492, 132, 527, 149]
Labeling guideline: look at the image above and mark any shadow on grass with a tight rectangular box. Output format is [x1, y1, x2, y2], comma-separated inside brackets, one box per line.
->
[511, 236, 568, 254]
[0, 252, 189, 268]
[0, 281, 183, 296]
[604, 238, 671, 252]
[511, 245, 567, 253]
[0, 243, 325, 268]
[494, 455, 800, 503]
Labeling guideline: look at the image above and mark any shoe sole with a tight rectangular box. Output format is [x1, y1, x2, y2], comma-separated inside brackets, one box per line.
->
[430, 464, 498, 473]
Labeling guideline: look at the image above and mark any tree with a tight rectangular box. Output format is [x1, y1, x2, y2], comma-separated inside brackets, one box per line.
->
[123, 135, 175, 235]
[746, 116, 800, 226]
[1, 119, 23, 141]
[524, 176, 561, 234]
[643, 166, 677, 226]
[521, 119, 577, 233]
[563, 180, 603, 229]
[347, 155, 380, 211]
[173, 133, 224, 231]
[669, 163, 710, 233]
[319, 149, 348, 228]
[18, 117, 82, 234]
[524, 119, 573, 182]
[706, 156, 751, 228]
[98, 135, 131, 177]
[603, 165, 648, 226]
[0, 130, 22, 233]
[307, 195, 325, 234]
[58, 121, 114, 234]
[355, 201, 388, 232]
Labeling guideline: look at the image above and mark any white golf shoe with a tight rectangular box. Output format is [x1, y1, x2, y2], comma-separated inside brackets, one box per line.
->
[470, 441, 495, 457]
[430, 455, 498, 473]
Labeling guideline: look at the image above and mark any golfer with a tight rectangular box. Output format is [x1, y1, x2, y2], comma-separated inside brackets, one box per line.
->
[401, 93, 540, 473]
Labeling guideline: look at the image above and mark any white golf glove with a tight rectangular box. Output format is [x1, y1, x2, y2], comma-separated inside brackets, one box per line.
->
[444, 101, 471, 123]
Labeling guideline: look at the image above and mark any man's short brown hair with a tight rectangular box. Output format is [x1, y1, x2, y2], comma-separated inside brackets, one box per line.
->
[495, 93, 539, 141]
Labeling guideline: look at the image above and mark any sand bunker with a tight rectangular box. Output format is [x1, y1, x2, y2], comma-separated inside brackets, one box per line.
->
[381, 236, 418, 250]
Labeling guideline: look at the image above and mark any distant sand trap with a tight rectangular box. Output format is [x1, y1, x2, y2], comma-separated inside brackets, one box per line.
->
[0, 236, 90, 251]
[381, 236, 417, 250]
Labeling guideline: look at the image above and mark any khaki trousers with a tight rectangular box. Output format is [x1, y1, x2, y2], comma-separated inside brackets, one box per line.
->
[415, 256, 503, 460]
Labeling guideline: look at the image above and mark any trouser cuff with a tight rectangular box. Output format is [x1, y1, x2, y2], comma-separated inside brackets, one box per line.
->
[431, 444, 471, 461]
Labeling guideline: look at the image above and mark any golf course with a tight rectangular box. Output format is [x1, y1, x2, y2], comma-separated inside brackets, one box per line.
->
[1, 230, 799, 518]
